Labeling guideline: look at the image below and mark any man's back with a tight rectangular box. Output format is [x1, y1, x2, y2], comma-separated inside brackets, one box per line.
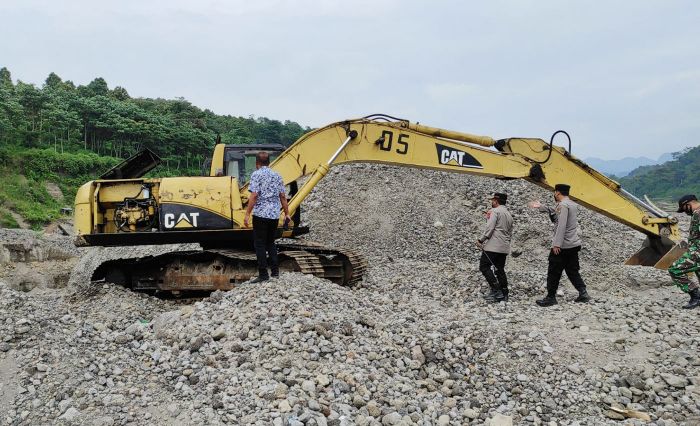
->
[482, 205, 513, 254]
[249, 167, 284, 220]
[553, 198, 582, 249]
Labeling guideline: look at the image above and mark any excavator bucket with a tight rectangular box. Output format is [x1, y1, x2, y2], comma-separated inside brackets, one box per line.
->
[625, 236, 686, 269]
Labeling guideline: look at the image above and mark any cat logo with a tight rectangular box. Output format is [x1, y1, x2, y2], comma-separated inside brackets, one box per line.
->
[436, 143, 483, 169]
[164, 212, 200, 229]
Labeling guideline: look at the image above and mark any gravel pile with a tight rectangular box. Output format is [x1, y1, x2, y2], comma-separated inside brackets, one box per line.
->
[1, 163, 699, 425]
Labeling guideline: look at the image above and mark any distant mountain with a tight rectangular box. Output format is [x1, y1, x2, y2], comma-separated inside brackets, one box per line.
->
[618, 146, 700, 200]
[584, 154, 672, 177]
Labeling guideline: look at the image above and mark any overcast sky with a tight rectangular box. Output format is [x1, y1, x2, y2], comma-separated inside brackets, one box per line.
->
[1, 0, 698, 159]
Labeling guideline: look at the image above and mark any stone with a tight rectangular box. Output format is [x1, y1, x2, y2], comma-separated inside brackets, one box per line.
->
[302, 380, 317, 394]
[115, 334, 131, 344]
[316, 374, 331, 387]
[275, 383, 289, 399]
[212, 327, 226, 340]
[166, 403, 180, 417]
[59, 407, 81, 422]
[367, 401, 381, 417]
[464, 408, 478, 419]
[382, 412, 402, 425]
[604, 410, 625, 420]
[489, 413, 513, 426]
[153, 311, 181, 339]
[568, 364, 581, 375]
[91, 416, 115, 426]
[660, 374, 689, 389]
[58, 399, 72, 413]
[353, 394, 366, 408]
[279, 400, 292, 412]
[411, 345, 425, 366]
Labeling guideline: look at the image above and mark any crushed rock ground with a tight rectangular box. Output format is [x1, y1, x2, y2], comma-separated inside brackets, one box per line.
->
[1, 164, 699, 426]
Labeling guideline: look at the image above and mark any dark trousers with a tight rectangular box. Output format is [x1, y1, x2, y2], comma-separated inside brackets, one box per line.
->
[547, 246, 587, 298]
[253, 215, 279, 278]
[479, 251, 508, 294]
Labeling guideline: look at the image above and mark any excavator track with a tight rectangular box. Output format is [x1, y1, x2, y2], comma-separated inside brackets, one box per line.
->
[92, 241, 367, 293]
[278, 242, 368, 286]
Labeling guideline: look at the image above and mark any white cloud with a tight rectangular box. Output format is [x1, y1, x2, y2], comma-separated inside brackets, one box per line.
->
[0, 0, 699, 159]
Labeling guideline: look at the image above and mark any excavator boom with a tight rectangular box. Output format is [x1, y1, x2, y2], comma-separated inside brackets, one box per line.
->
[261, 115, 678, 245]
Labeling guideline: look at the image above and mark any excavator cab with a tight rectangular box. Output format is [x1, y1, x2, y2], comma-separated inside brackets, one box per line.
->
[218, 143, 285, 183]
[205, 143, 284, 182]
[207, 142, 303, 234]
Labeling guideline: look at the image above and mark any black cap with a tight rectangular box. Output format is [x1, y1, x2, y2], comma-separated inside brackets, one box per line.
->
[677, 194, 698, 212]
[554, 184, 571, 195]
[491, 192, 507, 203]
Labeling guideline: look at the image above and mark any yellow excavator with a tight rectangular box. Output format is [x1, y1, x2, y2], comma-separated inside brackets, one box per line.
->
[74, 114, 683, 292]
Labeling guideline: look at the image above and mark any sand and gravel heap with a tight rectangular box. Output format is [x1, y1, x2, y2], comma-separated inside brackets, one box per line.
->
[1, 164, 699, 425]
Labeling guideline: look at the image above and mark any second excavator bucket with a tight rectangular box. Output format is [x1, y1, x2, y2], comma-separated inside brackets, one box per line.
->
[625, 236, 686, 269]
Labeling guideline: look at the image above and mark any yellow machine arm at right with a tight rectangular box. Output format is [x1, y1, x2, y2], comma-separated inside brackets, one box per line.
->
[251, 114, 680, 268]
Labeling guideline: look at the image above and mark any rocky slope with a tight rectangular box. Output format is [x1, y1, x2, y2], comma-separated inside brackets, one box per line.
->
[0, 164, 698, 425]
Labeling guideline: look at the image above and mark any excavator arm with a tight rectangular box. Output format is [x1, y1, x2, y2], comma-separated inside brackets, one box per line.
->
[251, 114, 679, 268]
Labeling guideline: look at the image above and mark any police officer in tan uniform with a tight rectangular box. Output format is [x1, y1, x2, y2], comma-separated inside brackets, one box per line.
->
[477, 192, 514, 303]
[529, 184, 590, 307]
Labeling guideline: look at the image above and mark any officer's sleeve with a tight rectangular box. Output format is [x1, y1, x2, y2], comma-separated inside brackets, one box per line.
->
[538, 205, 557, 223]
[480, 211, 498, 243]
[553, 204, 569, 247]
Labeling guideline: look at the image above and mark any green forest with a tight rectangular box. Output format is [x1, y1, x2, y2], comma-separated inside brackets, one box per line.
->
[618, 146, 700, 202]
[0, 67, 310, 228]
[1, 66, 696, 229]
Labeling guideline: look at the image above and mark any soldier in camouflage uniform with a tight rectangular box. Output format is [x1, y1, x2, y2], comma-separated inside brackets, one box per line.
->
[668, 194, 700, 309]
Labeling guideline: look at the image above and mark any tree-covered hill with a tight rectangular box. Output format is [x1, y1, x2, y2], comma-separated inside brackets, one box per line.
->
[0, 67, 310, 228]
[618, 146, 700, 201]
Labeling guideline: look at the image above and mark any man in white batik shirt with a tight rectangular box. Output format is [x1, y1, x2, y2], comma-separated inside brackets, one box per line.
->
[244, 152, 290, 283]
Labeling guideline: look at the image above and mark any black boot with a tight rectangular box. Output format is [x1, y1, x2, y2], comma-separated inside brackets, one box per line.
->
[574, 289, 591, 303]
[483, 289, 499, 301]
[271, 268, 279, 278]
[488, 290, 505, 303]
[482, 280, 500, 301]
[536, 296, 558, 307]
[249, 269, 269, 283]
[683, 289, 700, 309]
